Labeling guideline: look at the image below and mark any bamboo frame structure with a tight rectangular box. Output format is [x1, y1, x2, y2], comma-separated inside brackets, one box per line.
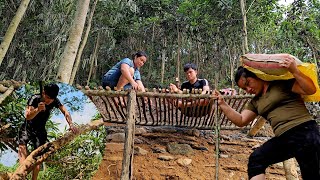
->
[78, 85, 255, 130]
[77, 85, 255, 179]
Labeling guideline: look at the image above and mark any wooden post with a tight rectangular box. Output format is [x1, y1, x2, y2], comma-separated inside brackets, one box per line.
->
[240, 0, 249, 54]
[121, 90, 136, 180]
[214, 74, 220, 180]
[248, 116, 267, 137]
[283, 158, 299, 180]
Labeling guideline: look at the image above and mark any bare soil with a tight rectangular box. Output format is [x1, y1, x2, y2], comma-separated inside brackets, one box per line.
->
[92, 125, 291, 180]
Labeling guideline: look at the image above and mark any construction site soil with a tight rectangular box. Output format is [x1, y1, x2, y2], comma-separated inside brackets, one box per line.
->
[92, 123, 297, 180]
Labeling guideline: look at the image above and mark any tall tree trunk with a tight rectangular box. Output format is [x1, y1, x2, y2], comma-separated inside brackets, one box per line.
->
[86, 32, 100, 86]
[92, 54, 98, 80]
[256, 42, 261, 53]
[176, 25, 181, 83]
[147, 23, 155, 81]
[0, 0, 30, 65]
[70, 0, 98, 85]
[196, 40, 201, 75]
[240, 0, 249, 54]
[227, 45, 234, 89]
[160, 37, 167, 84]
[56, 0, 90, 84]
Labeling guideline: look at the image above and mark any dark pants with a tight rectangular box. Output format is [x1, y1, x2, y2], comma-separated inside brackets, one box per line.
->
[18, 125, 47, 149]
[248, 120, 320, 179]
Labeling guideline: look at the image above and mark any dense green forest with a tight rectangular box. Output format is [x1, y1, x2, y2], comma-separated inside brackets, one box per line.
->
[0, 0, 319, 89]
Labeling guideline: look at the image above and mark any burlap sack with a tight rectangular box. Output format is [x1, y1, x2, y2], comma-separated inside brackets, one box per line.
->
[240, 54, 302, 75]
[240, 53, 320, 102]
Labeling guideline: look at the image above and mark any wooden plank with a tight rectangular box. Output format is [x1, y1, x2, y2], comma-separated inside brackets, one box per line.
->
[121, 90, 136, 180]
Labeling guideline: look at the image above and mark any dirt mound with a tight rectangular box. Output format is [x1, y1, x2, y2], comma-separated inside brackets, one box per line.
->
[92, 125, 287, 180]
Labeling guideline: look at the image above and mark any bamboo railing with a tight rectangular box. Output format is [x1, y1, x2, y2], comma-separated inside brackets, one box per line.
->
[77, 85, 254, 130]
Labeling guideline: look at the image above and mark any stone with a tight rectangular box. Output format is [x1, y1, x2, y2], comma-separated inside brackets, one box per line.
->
[177, 158, 192, 166]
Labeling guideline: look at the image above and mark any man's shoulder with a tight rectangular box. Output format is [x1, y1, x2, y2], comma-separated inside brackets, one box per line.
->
[29, 94, 41, 100]
[197, 78, 209, 83]
[194, 78, 209, 87]
[27, 94, 41, 106]
[120, 58, 133, 65]
[270, 79, 295, 90]
[52, 97, 62, 107]
[181, 81, 191, 87]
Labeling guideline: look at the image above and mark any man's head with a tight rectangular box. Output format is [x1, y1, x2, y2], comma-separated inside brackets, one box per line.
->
[43, 83, 59, 100]
[183, 63, 198, 83]
[235, 66, 265, 95]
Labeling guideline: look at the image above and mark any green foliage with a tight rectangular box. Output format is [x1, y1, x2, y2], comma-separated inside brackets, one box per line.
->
[0, 163, 18, 173]
[0, 0, 319, 88]
[39, 126, 106, 180]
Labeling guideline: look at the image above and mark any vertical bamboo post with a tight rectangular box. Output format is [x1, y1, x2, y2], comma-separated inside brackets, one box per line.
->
[214, 74, 220, 180]
[121, 90, 136, 180]
[248, 116, 267, 137]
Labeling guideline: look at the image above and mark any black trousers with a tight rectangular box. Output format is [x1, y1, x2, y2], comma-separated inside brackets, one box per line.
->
[248, 120, 320, 180]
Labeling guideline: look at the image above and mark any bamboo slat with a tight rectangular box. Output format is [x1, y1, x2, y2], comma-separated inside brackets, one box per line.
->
[80, 87, 254, 130]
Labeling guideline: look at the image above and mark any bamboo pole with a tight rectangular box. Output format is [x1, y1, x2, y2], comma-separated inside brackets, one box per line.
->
[56, 0, 90, 83]
[79, 88, 253, 99]
[86, 32, 100, 86]
[0, 85, 14, 104]
[0, 0, 31, 65]
[0, 80, 25, 89]
[248, 116, 267, 137]
[121, 90, 136, 180]
[70, 0, 99, 84]
[0, 84, 8, 93]
[214, 73, 220, 180]
[214, 100, 220, 180]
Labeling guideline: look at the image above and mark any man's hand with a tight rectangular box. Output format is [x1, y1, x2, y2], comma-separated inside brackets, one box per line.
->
[69, 124, 78, 133]
[131, 81, 140, 90]
[169, 83, 179, 93]
[37, 102, 46, 112]
[213, 89, 225, 106]
[280, 55, 299, 74]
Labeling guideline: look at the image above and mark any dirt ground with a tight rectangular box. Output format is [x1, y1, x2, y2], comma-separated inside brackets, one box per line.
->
[91, 124, 295, 180]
